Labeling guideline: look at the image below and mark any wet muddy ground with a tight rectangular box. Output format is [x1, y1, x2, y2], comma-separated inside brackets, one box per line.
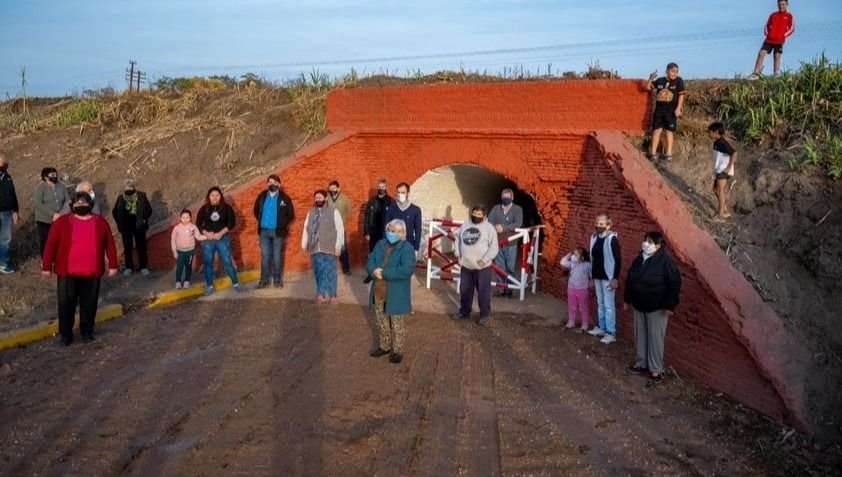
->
[1, 298, 838, 476]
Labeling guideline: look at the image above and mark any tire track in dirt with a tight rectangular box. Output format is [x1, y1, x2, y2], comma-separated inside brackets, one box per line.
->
[456, 338, 502, 476]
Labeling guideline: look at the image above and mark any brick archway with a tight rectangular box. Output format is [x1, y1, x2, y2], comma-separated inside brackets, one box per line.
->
[146, 80, 814, 433]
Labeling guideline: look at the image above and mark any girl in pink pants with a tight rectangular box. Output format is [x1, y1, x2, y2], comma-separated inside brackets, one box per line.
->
[560, 247, 592, 331]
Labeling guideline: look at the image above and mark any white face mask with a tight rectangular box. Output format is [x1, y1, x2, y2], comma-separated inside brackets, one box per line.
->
[397, 193, 407, 203]
[642, 242, 657, 255]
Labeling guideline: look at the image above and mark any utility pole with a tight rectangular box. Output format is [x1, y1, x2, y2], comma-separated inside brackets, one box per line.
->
[136, 71, 146, 92]
[125, 60, 137, 92]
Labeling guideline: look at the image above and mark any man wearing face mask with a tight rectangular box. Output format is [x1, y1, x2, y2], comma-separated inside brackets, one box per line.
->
[112, 179, 153, 277]
[453, 205, 499, 326]
[253, 174, 295, 288]
[488, 188, 523, 298]
[327, 180, 353, 275]
[59, 181, 102, 216]
[363, 179, 393, 284]
[0, 152, 20, 274]
[385, 182, 422, 255]
[34, 167, 72, 256]
[42, 192, 119, 346]
[588, 214, 622, 344]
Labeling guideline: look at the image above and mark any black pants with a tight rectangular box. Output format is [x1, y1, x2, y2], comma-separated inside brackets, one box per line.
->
[37, 221, 52, 256]
[368, 233, 384, 252]
[459, 267, 493, 319]
[121, 226, 148, 270]
[57, 276, 101, 341]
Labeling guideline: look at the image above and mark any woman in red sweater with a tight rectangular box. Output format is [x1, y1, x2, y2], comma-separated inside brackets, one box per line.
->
[42, 192, 119, 346]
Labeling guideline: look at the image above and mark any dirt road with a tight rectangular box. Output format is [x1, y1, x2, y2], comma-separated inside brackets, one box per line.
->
[0, 298, 836, 476]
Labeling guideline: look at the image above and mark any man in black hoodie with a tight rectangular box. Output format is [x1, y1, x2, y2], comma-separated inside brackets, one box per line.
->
[623, 231, 682, 387]
[363, 179, 393, 284]
[0, 153, 20, 274]
[253, 174, 295, 288]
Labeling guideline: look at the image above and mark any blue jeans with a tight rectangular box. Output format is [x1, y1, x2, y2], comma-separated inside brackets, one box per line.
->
[0, 210, 12, 268]
[494, 245, 518, 284]
[259, 229, 285, 284]
[201, 235, 239, 288]
[311, 253, 337, 297]
[594, 279, 616, 335]
[175, 250, 194, 283]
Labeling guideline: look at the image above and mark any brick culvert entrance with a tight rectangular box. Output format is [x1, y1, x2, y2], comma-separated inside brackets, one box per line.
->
[141, 81, 814, 432]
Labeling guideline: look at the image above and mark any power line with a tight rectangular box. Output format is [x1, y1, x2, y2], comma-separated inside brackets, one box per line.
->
[162, 20, 842, 72]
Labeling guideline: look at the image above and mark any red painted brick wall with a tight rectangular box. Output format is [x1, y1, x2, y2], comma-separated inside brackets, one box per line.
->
[145, 82, 809, 432]
[328, 80, 652, 134]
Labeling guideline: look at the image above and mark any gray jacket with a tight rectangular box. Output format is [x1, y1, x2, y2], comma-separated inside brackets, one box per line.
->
[33, 182, 71, 224]
[488, 203, 523, 247]
[456, 219, 499, 270]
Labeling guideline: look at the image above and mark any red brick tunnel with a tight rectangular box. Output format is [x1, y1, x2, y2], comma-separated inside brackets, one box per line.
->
[146, 80, 813, 433]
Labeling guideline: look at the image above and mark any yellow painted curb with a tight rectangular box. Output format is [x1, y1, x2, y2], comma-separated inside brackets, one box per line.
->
[147, 269, 260, 308]
[0, 303, 124, 351]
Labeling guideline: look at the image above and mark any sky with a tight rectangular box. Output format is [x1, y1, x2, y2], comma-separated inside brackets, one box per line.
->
[1, 0, 840, 97]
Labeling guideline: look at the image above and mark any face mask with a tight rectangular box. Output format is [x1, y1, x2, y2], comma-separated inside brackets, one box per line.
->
[471, 216, 484, 224]
[501, 197, 513, 206]
[397, 193, 407, 203]
[0, 165, 7, 173]
[642, 242, 657, 255]
[386, 231, 399, 244]
[315, 200, 326, 208]
[73, 205, 92, 216]
[595, 226, 607, 235]
[377, 189, 387, 197]
[125, 190, 136, 196]
[329, 191, 338, 198]
[268, 184, 279, 193]
[48, 176, 58, 184]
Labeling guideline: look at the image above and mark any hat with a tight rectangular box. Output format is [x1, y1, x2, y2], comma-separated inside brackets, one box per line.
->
[123, 178, 136, 188]
[74, 191, 93, 205]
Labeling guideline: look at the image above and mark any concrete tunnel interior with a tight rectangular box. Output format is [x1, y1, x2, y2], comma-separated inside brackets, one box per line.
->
[410, 164, 541, 254]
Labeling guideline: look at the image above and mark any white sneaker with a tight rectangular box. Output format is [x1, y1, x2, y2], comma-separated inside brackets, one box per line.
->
[123, 269, 133, 276]
[600, 334, 616, 344]
[175, 282, 182, 289]
[140, 268, 151, 277]
[587, 327, 605, 337]
[183, 280, 190, 288]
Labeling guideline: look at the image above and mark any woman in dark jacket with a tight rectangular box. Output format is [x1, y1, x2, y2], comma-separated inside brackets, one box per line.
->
[196, 186, 244, 295]
[112, 178, 153, 276]
[623, 231, 682, 386]
[366, 218, 416, 364]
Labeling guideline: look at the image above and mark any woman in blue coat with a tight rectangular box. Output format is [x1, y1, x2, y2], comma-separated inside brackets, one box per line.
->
[366, 218, 416, 364]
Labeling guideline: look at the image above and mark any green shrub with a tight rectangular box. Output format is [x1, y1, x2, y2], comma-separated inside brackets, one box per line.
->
[58, 100, 100, 126]
[719, 54, 841, 178]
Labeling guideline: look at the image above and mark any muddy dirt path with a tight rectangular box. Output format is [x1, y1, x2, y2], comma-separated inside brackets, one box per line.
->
[0, 299, 836, 476]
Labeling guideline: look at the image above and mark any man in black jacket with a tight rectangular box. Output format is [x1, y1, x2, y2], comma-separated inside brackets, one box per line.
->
[253, 174, 295, 288]
[112, 179, 153, 276]
[0, 153, 20, 274]
[623, 231, 682, 387]
[362, 179, 393, 284]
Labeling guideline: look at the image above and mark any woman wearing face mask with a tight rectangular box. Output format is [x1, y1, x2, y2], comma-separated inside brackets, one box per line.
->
[366, 219, 415, 364]
[196, 186, 245, 295]
[33, 167, 71, 256]
[112, 178, 153, 276]
[623, 231, 682, 386]
[42, 192, 119, 346]
[301, 189, 345, 304]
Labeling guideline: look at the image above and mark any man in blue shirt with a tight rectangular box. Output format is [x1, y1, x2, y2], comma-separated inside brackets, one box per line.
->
[385, 182, 422, 253]
[253, 174, 295, 288]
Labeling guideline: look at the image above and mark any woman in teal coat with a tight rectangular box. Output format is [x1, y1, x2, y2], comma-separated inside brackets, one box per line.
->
[366, 218, 416, 364]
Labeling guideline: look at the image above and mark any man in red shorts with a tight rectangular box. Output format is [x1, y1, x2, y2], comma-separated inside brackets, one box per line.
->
[749, 0, 795, 80]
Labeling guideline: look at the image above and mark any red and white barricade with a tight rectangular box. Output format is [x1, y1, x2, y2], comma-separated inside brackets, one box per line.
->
[425, 219, 543, 301]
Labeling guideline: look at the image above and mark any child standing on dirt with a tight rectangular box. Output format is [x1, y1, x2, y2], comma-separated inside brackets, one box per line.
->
[646, 63, 686, 162]
[560, 247, 592, 331]
[749, 0, 795, 80]
[708, 123, 738, 222]
[170, 209, 206, 289]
